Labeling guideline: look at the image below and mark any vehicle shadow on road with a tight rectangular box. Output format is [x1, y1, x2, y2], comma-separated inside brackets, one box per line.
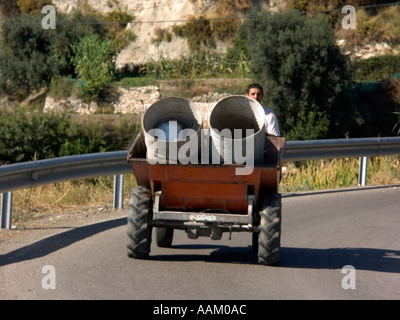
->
[280, 247, 400, 273]
[2, 219, 398, 273]
[0, 217, 126, 267]
[151, 244, 258, 265]
[151, 245, 400, 272]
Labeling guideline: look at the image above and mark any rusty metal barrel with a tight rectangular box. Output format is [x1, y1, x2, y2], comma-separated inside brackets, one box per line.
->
[209, 95, 265, 165]
[142, 97, 203, 163]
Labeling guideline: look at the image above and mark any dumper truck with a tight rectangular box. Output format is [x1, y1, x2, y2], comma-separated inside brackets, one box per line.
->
[126, 96, 285, 266]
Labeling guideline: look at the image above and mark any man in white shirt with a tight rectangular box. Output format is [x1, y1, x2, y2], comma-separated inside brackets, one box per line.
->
[246, 83, 280, 137]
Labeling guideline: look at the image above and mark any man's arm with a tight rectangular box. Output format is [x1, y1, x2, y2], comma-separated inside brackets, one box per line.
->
[265, 111, 280, 137]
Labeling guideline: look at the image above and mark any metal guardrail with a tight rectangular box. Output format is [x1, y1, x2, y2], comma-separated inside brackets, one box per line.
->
[282, 137, 400, 161]
[1, 136, 400, 229]
[0, 151, 132, 229]
[0, 151, 131, 194]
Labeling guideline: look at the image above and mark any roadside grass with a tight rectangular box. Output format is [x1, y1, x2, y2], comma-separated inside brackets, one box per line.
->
[10, 156, 400, 222]
[280, 156, 400, 192]
[12, 174, 137, 222]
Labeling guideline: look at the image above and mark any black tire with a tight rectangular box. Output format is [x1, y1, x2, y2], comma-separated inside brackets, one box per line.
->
[127, 186, 152, 259]
[156, 227, 174, 247]
[256, 193, 282, 266]
[252, 209, 260, 254]
[252, 231, 259, 255]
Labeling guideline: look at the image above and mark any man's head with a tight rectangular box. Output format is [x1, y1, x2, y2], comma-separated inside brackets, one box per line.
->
[246, 83, 264, 104]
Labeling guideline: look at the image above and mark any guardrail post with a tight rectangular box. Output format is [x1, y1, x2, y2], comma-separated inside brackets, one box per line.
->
[113, 174, 124, 209]
[1, 191, 12, 229]
[358, 156, 368, 186]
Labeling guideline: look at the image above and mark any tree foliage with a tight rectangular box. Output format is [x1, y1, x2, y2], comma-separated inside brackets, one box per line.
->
[0, 107, 139, 165]
[0, 107, 71, 164]
[70, 34, 117, 99]
[0, 14, 59, 98]
[0, 11, 110, 99]
[0, 0, 20, 17]
[239, 10, 353, 140]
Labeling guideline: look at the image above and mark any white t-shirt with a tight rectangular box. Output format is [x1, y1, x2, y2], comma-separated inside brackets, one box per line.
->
[262, 105, 280, 136]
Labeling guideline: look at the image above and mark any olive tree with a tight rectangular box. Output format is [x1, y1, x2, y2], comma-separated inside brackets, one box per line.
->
[239, 10, 353, 140]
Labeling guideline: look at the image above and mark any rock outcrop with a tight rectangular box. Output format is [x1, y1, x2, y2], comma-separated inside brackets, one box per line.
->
[52, 0, 287, 68]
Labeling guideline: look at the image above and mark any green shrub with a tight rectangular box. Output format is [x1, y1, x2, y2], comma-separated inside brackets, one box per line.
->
[355, 54, 400, 81]
[0, 107, 71, 164]
[0, 107, 140, 164]
[286, 111, 330, 141]
[51, 12, 109, 76]
[59, 117, 139, 156]
[97, 9, 136, 50]
[59, 120, 107, 156]
[71, 34, 117, 99]
[106, 118, 140, 151]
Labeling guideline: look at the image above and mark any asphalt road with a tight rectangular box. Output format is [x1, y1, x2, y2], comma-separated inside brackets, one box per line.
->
[1, 186, 399, 300]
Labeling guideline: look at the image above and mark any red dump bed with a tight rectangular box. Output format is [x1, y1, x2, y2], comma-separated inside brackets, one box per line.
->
[127, 133, 285, 214]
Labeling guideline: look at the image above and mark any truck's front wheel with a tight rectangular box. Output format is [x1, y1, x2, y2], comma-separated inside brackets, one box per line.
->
[256, 193, 281, 266]
[127, 186, 152, 259]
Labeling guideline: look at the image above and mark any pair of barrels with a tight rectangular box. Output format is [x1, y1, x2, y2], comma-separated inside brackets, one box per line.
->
[142, 96, 265, 166]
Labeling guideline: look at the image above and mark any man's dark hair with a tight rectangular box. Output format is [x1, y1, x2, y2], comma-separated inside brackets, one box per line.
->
[246, 83, 263, 95]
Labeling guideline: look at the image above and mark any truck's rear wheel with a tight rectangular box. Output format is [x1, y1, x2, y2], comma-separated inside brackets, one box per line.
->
[156, 227, 174, 247]
[127, 186, 152, 259]
[256, 193, 281, 266]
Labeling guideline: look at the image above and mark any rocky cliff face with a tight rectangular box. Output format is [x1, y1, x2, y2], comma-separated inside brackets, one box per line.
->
[1, 0, 396, 67]
[52, 0, 287, 68]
